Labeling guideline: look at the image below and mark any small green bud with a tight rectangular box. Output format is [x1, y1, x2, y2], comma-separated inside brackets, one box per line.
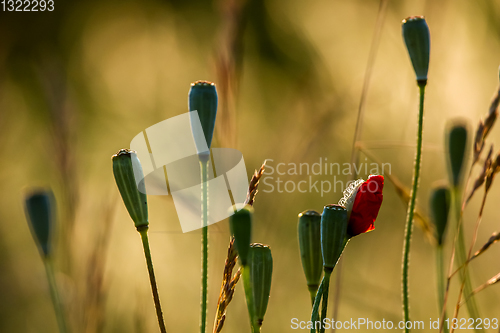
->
[189, 81, 218, 154]
[430, 185, 451, 246]
[446, 122, 469, 187]
[298, 210, 323, 292]
[24, 189, 55, 258]
[112, 149, 148, 230]
[248, 243, 273, 328]
[229, 205, 253, 266]
[402, 16, 430, 86]
[321, 205, 348, 270]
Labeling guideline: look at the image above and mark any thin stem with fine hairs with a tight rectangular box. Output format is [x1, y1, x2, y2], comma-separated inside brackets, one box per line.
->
[200, 159, 209, 333]
[401, 83, 426, 333]
[138, 228, 167, 333]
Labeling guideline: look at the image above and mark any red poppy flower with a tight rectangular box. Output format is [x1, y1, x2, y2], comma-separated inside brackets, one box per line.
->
[339, 175, 384, 237]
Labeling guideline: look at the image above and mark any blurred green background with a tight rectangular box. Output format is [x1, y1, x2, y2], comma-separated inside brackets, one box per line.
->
[2, 0, 500, 332]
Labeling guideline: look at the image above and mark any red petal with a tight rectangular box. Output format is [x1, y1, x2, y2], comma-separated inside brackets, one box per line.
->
[347, 175, 384, 237]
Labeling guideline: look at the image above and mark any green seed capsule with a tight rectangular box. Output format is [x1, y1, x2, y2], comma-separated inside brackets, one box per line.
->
[248, 243, 273, 328]
[321, 205, 348, 270]
[402, 16, 430, 86]
[430, 185, 450, 246]
[229, 205, 253, 266]
[24, 189, 55, 258]
[298, 210, 323, 293]
[112, 149, 148, 230]
[189, 81, 218, 153]
[446, 122, 469, 187]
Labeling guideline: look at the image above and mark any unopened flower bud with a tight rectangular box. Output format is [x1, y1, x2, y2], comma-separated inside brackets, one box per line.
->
[112, 149, 148, 230]
[248, 243, 273, 328]
[298, 210, 323, 293]
[446, 122, 469, 187]
[321, 205, 348, 270]
[229, 205, 253, 266]
[24, 189, 55, 258]
[430, 185, 450, 246]
[189, 81, 218, 156]
[402, 16, 430, 86]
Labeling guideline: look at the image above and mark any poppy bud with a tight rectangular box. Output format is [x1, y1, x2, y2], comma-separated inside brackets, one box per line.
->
[446, 122, 469, 188]
[430, 185, 450, 246]
[402, 16, 430, 86]
[321, 205, 348, 270]
[298, 210, 323, 295]
[189, 81, 218, 156]
[229, 205, 253, 266]
[112, 149, 149, 230]
[339, 175, 384, 238]
[24, 189, 55, 258]
[248, 243, 273, 328]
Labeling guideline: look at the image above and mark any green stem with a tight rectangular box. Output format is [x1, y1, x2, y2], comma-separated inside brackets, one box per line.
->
[401, 83, 426, 333]
[308, 285, 319, 307]
[319, 270, 332, 333]
[44, 257, 69, 333]
[139, 228, 167, 333]
[310, 276, 325, 333]
[451, 187, 483, 332]
[200, 159, 209, 333]
[436, 245, 449, 333]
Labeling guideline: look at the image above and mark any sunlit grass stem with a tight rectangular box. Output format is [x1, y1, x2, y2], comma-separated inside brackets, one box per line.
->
[401, 83, 426, 333]
[138, 228, 167, 333]
[200, 158, 209, 333]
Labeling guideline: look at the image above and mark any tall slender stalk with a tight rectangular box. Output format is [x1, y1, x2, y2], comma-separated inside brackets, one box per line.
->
[44, 258, 69, 333]
[435, 245, 449, 333]
[200, 159, 209, 333]
[401, 83, 426, 332]
[138, 228, 167, 333]
[319, 270, 332, 333]
[311, 276, 325, 333]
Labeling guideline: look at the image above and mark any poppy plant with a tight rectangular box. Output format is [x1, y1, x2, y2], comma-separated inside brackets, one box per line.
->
[339, 175, 384, 237]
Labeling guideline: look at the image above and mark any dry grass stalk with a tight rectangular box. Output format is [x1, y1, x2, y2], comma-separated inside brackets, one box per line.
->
[213, 239, 241, 333]
[470, 231, 500, 260]
[245, 160, 267, 206]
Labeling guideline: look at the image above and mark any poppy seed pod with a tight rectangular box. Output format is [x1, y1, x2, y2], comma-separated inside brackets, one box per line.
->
[189, 81, 218, 155]
[446, 122, 469, 188]
[229, 205, 253, 266]
[248, 243, 273, 328]
[321, 205, 348, 270]
[402, 16, 430, 86]
[298, 210, 323, 293]
[430, 185, 451, 246]
[24, 189, 55, 258]
[112, 149, 149, 230]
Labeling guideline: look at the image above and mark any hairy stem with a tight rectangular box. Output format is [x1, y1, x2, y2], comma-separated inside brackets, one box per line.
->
[200, 159, 209, 333]
[139, 228, 167, 333]
[401, 83, 426, 333]
[44, 257, 69, 333]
